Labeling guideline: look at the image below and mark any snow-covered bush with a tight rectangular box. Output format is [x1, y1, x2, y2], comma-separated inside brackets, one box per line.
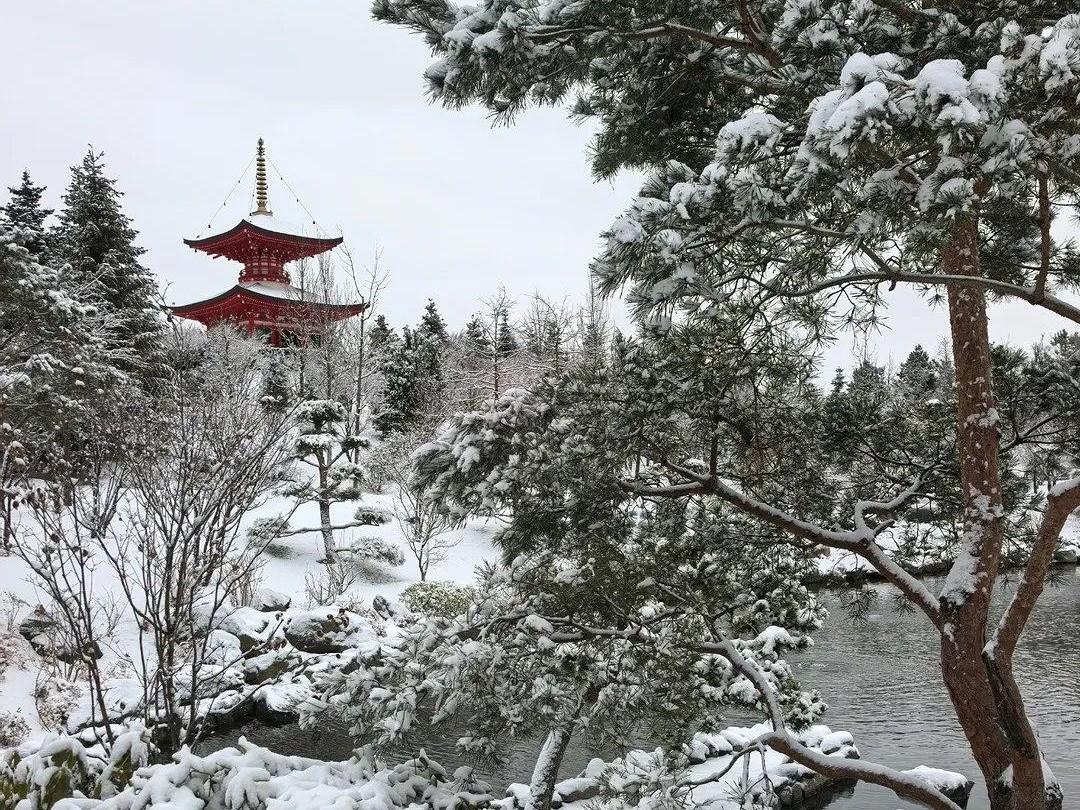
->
[0, 734, 91, 808]
[0, 725, 150, 808]
[400, 581, 476, 618]
[30, 737, 483, 810]
[0, 632, 29, 679]
[33, 674, 85, 732]
[0, 712, 29, 747]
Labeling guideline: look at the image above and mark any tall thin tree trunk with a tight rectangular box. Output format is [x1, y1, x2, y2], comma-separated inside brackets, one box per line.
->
[351, 313, 367, 459]
[318, 457, 337, 562]
[939, 216, 1046, 809]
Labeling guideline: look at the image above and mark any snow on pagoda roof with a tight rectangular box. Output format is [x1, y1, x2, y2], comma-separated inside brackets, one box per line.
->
[189, 212, 342, 244]
[169, 283, 365, 320]
[238, 281, 306, 300]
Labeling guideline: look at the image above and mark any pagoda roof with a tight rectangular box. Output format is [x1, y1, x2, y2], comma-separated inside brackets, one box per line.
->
[170, 282, 365, 322]
[184, 214, 343, 262]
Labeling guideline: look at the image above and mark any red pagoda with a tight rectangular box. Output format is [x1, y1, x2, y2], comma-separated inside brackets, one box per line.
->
[171, 139, 365, 346]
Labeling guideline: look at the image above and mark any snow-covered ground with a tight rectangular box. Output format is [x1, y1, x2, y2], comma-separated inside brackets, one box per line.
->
[256, 490, 498, 604]
[0, 488, 498, 742]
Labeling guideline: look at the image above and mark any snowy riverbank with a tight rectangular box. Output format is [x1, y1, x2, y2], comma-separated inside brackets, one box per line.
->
[4, 720, 974, 810]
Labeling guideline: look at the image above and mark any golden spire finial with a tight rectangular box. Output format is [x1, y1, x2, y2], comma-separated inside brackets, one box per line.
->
[254, 137, 271, 215]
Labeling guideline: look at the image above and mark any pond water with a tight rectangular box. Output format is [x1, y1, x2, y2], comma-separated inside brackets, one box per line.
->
[204, 568, 1080, 807]
[795, 568, 1080, 808]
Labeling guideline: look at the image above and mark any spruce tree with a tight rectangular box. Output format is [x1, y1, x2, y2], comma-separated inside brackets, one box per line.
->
[821, 368, 849, 461]
[1, 171, 52, 257]
[417, 299, 448, 345]
[368, 314, 395, 355]
[413, 300, 449, 423]
[495, 310, 519, 357]
[0, 227, 121, 546]
[260, 354, 293, 414]
[415, 300, 448, 379]
[54, 148, 164, 379]
[896, 345, 938, 404]
[462, 315, 489, 355]
[377, 326, 420, 435]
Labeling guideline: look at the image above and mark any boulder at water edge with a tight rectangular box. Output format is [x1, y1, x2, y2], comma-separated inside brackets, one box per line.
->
[283, 607, 381, 655]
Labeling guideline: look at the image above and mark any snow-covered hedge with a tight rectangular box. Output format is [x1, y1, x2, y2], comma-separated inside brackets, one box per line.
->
[400, 581, 476, 618]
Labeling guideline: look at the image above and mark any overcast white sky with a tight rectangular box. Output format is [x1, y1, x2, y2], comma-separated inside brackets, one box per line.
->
[2, 1, 1075, 372]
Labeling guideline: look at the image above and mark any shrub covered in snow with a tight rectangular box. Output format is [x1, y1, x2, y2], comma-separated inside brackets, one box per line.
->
[0, 726, 149, 808]
[0, 712, 29, 747]
[30, 737, 488, 810]
[400, 581, 476, 618]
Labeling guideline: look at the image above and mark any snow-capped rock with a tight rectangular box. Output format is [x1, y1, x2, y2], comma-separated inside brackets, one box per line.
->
[283, 607, 381, 655]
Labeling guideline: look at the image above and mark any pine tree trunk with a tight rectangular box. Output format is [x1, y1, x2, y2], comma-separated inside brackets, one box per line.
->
[939, 216, 1048, 809]
[524, 721, 574, 810]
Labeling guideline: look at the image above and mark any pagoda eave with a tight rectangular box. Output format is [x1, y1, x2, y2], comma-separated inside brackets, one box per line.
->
[170, 285, 366, 326]
[184, 219, 343, 264]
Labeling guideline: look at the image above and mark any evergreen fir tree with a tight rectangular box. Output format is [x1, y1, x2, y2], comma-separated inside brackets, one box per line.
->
[417, 299, 448, 345]
[542, 314, 567, 372]
[821, 368, 849, 461]
[377, 326, 420, 435]
[415, 300, 449, 379]
[54, 148, 164, 378]
[579, 288, 610, 370]
[413, 300, 449, 420]
[368, 314, 395, 355]
[463, 315, 489, 354]
[896, 345, 938, 404]
[260, 354, 293, 413]
[1, 171, 52, 256]
[932, 341, 956, 403]
[0, 227, 124, 546]
[495, 310, 518, 357]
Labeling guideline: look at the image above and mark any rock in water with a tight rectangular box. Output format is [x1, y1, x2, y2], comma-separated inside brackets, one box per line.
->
[902, 766, 974, 806]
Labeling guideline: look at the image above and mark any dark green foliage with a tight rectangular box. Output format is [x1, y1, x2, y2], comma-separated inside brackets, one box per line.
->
[418, 299, 448, 345]
[368, 314, 395, 355]
[0, 228, 126, 506]
[261, 354, 293, 413]
[462, 315, 488, 355]
[411, 318, 832, 738]
[53, 148, 165, 380]
[494, 310, 518, 357]
[1, 171, 52, 257]
[376, 303, 450, 435]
